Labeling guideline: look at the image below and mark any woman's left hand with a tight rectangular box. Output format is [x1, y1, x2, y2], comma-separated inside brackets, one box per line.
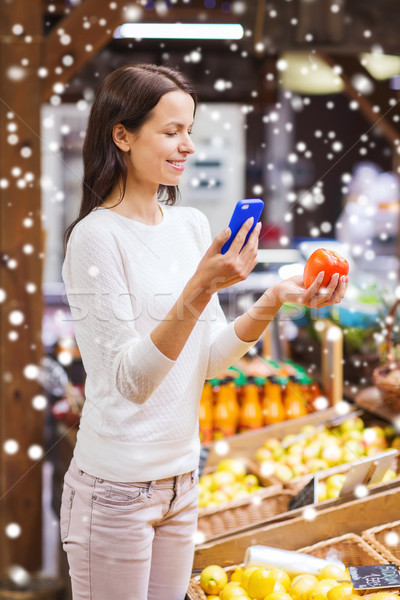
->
[274, 272, 349, 308]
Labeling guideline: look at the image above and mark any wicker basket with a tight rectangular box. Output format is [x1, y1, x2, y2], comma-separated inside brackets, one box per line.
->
[187, 533, 391, 600]
[298, 532, 389, 565]
[362, 520, 400, 567]
[197, 487, 294, 543]
[372, 299, 400, 409]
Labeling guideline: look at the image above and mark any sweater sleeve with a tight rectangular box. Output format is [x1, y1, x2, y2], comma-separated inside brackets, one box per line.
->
[62, 221, 175, 405]
[192, 209, 259, 379]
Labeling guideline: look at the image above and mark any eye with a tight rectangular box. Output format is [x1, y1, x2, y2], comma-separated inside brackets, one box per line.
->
[165, 132, 177, 137]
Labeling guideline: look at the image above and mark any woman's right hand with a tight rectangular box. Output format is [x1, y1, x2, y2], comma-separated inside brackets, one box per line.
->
[192, 218, 261, 294]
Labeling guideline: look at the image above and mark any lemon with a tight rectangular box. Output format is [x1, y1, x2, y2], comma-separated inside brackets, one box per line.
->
[200, 565, 228, 595]
[309, 579, 339, 600]
[206, 597, 220, 599]
[247, 568, 276, 600]
[318, 565, 348, 581]
[289, 575, 319, 600]
[362, 594, 397, 600]
[230, 567, 245, 583]
[273, 582, 288, 593]
[263, 592, 292, 600]
[220, 582, 249, 600]
[327, 583, 356, 600]
[241, 567, 259, 591]
[272, 568, 291, 591]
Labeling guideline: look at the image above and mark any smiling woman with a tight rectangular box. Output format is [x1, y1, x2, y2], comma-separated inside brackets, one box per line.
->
[60, 63, 348, 600]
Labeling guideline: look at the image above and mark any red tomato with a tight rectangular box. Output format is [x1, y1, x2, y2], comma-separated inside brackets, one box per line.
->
[303, 248, 349, 289]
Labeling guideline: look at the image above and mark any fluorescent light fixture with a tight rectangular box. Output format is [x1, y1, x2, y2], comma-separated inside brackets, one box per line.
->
[361, 52, 400, 80]
[115, 22, 244, 40]
[279, 52, 345, 95]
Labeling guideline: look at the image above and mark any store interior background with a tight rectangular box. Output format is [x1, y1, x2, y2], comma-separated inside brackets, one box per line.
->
[1, 0, 400, 596]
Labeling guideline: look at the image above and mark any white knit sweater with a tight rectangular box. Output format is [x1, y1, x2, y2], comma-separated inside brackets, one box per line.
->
[62, 204, 256, 482]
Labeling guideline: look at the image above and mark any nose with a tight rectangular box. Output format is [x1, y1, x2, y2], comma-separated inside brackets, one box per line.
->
[179, 134, 195, 155]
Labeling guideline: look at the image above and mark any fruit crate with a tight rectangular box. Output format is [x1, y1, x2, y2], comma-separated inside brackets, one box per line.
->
[186, 533, 390, 600]
[197, 487, 294, 544]
[362, 520, 400, 567]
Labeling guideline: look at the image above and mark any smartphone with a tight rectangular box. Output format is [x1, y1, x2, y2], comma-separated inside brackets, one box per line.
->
[221, 198, 264, 254]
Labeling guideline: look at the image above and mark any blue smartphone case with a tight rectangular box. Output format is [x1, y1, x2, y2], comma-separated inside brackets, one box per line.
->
[221, 198, 264, 254]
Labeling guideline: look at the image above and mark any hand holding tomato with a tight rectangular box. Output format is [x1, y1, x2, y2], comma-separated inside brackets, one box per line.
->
[303, 248, 349, 289]
[272, 248, 349, 309]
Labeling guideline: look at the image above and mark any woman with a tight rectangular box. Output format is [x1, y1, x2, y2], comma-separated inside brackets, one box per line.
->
[61, 63, 348, 600]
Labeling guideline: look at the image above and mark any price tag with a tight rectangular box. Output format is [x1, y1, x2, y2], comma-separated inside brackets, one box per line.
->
[289, 475, 318, 510]
[348, 565, 400, 590]
[339, 449, 398, 498]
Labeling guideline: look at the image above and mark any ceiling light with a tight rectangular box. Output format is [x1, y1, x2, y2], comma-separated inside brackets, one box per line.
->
[115, 22, 244, 40]
[361, 53, 400, 80]
[279, 52, 345, 95]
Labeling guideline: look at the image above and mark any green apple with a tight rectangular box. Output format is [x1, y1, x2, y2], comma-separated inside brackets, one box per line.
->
[255, 447, 273, 462]
[321, 444, 343, 467]
[302, 441, 322, 460]
[274, 464, 294, 482]
[339, 417, 364, 434]
[341, 429, 363, 443]
[305, 458, 330, 473]
[317, 481, 328, 502]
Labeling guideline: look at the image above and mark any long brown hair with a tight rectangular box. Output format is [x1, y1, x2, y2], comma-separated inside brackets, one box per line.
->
[63, 64, 197, 250]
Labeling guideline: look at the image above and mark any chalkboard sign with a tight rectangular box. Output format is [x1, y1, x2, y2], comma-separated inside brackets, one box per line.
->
[289, 476, 318, 510]
[348, 564, 400, 590]
[198, 446, 210, 477]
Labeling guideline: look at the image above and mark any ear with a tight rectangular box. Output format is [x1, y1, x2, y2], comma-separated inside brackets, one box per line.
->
[112, 124, 131, 152]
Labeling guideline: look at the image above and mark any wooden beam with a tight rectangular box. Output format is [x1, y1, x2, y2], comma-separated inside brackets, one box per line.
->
[42, 1, 241, 102]
[0, 0, 44, 573]
[319, 53, 400, 152]
[42, 0, 127, 102]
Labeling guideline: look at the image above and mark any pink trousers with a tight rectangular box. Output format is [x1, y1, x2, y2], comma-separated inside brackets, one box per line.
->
[60, 457, 199, 600]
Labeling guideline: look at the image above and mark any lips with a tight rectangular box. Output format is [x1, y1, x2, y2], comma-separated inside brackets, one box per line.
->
[167, 160, 185, 170]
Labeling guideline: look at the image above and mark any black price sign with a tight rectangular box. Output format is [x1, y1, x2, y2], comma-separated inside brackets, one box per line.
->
[348, 565, 400, 590]
[289, 476, 318, 511]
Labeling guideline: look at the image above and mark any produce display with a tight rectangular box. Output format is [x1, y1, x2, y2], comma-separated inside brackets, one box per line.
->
[318, 469, 398, 502]
[198, 459, 263, 509]
[198, 561, 368, 600]
[254, 417, 399, 483]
